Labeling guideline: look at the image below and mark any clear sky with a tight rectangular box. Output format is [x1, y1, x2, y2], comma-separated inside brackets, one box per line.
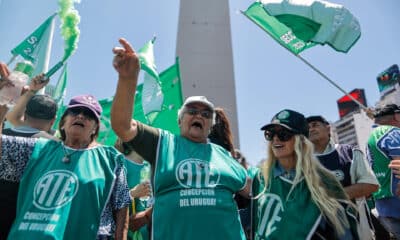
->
[0, 0, 399, 165]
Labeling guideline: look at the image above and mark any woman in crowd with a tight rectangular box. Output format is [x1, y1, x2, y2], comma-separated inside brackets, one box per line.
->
[111, 38, 250, 240]
[0, 75, 131, 240]
[253, 109, 359, 239]
[115, 138, 152, 240]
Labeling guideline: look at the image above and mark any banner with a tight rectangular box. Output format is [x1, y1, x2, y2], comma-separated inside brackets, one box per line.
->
[376, 64, 399, 96]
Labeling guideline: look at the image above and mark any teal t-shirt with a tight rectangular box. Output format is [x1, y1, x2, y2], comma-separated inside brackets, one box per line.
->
[152, 130, 247, 240]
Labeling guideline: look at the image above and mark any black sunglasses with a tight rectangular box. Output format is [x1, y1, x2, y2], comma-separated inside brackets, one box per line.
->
[264, 128, 295, 141]
[185, 108, 213, 119]
[67, 107, 96, 120]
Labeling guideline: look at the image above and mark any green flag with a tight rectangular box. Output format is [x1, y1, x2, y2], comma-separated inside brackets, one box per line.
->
[52, 64, 68, 107]
[96, 58, 184, 145]
[243, 0, 361, 54]
[135, 58, 183, 134]
[97, 97, 116, 146]
[138, 37, 159, 80]
[138, 37, 164, 125]
[11, 13, 56, 69]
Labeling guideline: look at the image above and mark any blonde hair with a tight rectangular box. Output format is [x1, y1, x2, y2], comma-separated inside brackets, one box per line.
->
[260, 135, 351, 236]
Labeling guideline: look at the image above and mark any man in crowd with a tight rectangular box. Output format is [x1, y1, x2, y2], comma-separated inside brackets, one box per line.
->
[366, 104, 400, 239]
[307, 115, 379, 239]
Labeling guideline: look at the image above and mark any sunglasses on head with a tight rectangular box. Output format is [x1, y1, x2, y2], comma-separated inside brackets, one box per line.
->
[67, 107, 97, 120]
[264, 128, 295, 141]
[185, 108, 213, 119]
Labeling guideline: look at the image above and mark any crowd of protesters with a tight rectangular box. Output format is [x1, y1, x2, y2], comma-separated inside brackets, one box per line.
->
[0, 38, 399, 240]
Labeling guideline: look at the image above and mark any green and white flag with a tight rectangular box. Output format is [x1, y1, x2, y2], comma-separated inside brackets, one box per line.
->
[243, 0, 361, 54]
[10, 13, 56, 75]
[138, 37, 163, 125]
[53, 64, 68, 108]
[135, 58, 183, 134]
[96, 58, 184, 145]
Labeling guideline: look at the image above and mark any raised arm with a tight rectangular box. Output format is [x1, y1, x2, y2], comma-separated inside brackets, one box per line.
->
[6, 73, 49, 126]
[111, 38, 141, 142]
[0, 62, 11, 157]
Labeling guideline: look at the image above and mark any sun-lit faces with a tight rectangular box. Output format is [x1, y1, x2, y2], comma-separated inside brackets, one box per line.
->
[179, 103, 214, 143]
[307, 121, 330, 144]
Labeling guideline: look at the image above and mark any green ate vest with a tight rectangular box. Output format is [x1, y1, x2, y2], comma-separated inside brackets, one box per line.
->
[8, 139, 122, 240]
[253, 170, 321, 240]
[367, 125, 397, 199]
[125, 160, 150, 240]
[152, 131, 247, 240]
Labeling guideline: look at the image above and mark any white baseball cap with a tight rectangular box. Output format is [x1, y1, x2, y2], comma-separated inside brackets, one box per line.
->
[183, 96, 215, 111]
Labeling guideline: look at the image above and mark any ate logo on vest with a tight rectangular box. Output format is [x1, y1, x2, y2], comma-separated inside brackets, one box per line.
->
[257, 193, 284, 238]
[33, 170, 79, 210]
[175, 159, 220, 188]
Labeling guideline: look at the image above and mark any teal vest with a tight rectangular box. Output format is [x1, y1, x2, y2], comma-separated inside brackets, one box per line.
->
[367, 125, 397, 199]
[152, 131, 247, 240]
[125, 160, 150, 240]
[8, 139, 122, 240]
[253, 171, 321, 240]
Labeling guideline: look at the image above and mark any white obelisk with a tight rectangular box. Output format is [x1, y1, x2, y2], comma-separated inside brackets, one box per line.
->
[176, 0, 240, 147]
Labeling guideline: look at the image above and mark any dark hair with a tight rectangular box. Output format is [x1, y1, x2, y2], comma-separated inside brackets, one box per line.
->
[208, 107, 235, 156]
[58, 110, 100, 142]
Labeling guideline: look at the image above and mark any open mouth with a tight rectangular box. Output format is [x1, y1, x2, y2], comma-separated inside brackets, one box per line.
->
[273, 144, 284, 149]
[191, 121, 203, 129]
[72, 121, 85, 127]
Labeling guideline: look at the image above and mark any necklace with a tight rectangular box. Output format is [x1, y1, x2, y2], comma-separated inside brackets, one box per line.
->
[61, 143, 79, 163]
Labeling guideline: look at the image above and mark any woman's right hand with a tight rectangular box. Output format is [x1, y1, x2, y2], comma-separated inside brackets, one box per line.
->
[112, 38, 140, 81]
[0, 62, 13, 90]
[129, 181, 151, 199]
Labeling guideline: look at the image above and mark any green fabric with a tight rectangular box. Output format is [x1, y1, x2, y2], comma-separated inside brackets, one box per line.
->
[275, 14, 320, 42]
[247, 166, 259, 179]
[52, 64, 68, 109]
[125, 160, 150, 240]
[90, 59, 183, 146]
[243, 2, 316, 54]
[252, 169, 321, 239]
[11, 14, 57, 63]
[367, 125, 396, 199]
[152, 130, 247, 240]
[138, 37, 159, 80]
[8, 139, 121, 240]
[243, 0, 361, 54]
[261, 0, 361, 53]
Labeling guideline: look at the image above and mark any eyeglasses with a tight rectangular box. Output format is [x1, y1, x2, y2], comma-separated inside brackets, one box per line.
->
[264, 128, 295, 141]
[185, 108, 213, 119]
[67, 107, 97, 121]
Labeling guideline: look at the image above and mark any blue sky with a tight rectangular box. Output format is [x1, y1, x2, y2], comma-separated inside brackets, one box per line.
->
[0, 0, 399, 165]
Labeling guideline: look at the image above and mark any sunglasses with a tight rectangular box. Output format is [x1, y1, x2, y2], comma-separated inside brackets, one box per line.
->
[185, 108, 213, 119]
[67, 107, 97, 121]
[264, 128, 295, 142]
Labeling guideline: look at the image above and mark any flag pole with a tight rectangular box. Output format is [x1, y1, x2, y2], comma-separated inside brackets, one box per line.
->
[6, 55, 16, 66]
[295, 54, 367, 111]
[240, 7, 367, 111]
